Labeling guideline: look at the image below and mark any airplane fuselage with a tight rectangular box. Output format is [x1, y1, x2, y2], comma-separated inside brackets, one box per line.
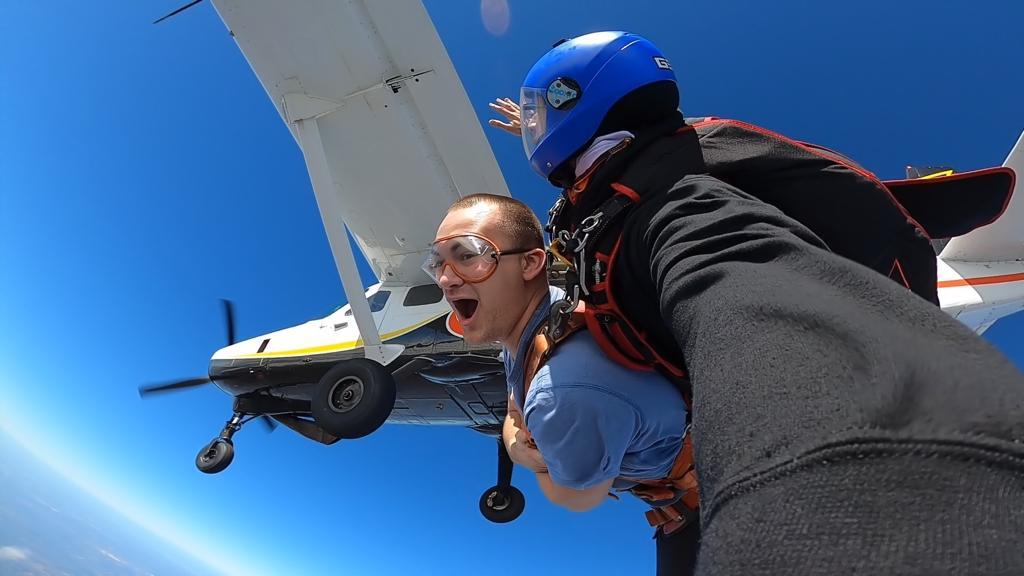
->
[209, 283, 509, 436]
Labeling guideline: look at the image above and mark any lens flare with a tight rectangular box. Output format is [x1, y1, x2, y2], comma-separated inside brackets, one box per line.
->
[480, 0, 510, 36]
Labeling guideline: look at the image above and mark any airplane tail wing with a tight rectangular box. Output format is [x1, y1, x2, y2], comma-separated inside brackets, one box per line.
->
[933, 130, 1024, 333]
[940, 131, 1024, 262]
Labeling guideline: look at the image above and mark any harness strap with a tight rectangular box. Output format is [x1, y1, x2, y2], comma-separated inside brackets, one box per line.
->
[521, 304, 589, 401]
[516, 305, 588, 450]
[629, 434, 700, 535]
[517, 302, 699, 536]
[645, 500, 700, 537]
[539, 131, 709, 528]
[546, 127, 708, 387]
[576, 194, 634, 253]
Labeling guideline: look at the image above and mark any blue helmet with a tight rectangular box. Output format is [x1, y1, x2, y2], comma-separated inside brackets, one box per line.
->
[519, 31, 677, 182]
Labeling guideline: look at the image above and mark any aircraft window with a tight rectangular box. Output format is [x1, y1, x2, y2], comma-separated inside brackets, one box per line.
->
[403, 284, 443, 306]
[340, 291, 390, 315]
[369, 290, 390, 313]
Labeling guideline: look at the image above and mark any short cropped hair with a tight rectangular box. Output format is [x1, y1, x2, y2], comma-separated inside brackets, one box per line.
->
[446, 193, 544, 250]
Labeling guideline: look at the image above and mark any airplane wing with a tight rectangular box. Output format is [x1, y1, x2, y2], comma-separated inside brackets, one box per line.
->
[207, 0, 510, 362]
[209, 0, 510, 281]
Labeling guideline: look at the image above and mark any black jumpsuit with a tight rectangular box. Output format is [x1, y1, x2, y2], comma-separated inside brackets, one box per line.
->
[570, 115, 1024, 575]
[629, 173, 1024, 574]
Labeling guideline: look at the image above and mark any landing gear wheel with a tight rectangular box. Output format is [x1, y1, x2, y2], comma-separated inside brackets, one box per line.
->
[479, 485, 525, 524]
[196, 438, 234, 474]
[312, 358, 397, 439]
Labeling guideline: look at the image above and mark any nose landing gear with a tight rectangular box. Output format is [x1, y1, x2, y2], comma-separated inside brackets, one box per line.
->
[196, 437, 234, 474]
[195, 411, 264, 474]
[479, 438, 525, 523]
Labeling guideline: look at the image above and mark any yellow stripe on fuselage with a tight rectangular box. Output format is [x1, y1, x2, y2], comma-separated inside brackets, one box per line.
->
[233, 313, 446, 359]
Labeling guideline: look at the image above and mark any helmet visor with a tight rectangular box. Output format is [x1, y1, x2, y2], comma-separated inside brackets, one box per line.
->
[520, 87, 548, 159]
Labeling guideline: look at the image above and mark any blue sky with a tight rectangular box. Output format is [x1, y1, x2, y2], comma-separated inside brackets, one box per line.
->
[1, 1, 1022, 575]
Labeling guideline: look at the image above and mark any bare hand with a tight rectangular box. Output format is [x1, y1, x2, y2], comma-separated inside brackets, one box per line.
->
[509, 427, 547, 473]
[487, 97, 521, 136]
[504, 398, 547, 473]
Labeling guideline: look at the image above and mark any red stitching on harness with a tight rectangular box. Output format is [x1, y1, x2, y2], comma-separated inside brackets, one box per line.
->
[890, 258, 910, 289]
[611, 182, 641, 203]
[589, 236, 687, 378]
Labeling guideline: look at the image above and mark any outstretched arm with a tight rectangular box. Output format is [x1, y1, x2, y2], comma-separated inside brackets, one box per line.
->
[634, 174, 1024, 573]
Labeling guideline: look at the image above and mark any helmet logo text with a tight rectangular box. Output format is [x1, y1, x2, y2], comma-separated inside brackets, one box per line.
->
[546, 78, 580, 109]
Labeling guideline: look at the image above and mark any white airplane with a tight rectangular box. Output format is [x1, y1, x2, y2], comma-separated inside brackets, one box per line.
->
[936, 138, 1024, 331]
[140, 0, 1024, 525]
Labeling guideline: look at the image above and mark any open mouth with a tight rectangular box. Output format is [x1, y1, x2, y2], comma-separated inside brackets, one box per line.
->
[451, 298, 479, 322]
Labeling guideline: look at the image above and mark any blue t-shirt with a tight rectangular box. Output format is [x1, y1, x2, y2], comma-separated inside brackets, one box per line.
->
[504, 287, 688, 490]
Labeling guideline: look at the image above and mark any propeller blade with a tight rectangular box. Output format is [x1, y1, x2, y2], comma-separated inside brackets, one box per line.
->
[221, 299, 236, 345]
[153, 0, 204, 25]
[257, 415, 278, 433]
[138, 377, 211, 398]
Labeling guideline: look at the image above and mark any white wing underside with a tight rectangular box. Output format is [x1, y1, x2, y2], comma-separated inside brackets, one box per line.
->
[210, 0, 510, 285]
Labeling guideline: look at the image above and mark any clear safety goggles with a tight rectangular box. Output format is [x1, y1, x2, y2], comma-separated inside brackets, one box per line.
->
[422, 233, 535, 284]
[519, 87, 549, 158]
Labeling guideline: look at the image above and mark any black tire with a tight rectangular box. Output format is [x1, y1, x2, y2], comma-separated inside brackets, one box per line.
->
[312, 358, 397, 439]
[478, 485, 525, 524]
[196, 438, 234, 474]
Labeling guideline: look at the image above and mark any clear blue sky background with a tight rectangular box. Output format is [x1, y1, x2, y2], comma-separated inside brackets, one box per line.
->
[1, 1, 1022, 575]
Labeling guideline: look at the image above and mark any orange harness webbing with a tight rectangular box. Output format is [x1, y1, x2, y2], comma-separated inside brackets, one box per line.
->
[627, 435, 699, 535]
[519, 304, 699, 535]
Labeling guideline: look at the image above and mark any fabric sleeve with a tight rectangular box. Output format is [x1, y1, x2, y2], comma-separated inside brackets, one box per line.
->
[523, 376, 639, 490]
[635, 174, 1024, 573]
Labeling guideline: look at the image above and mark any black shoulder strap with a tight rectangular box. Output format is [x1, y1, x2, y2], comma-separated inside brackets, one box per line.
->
[562, 128, 710, 297]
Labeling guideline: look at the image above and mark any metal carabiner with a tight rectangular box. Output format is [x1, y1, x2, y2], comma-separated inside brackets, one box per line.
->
[545, 196, 566, 237]
[548, 236, 575, 270]
[579, 212, 603, 233]
[575, 245, 591, 297]
[548, 293, 577, 339]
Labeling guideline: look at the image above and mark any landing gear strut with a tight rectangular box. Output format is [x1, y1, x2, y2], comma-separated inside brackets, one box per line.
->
[195, 412, 246, 474]
[479, 438, 525, 523]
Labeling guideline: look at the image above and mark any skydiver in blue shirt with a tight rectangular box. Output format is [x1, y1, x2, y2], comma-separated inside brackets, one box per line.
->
[424, 193, 698, 574]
